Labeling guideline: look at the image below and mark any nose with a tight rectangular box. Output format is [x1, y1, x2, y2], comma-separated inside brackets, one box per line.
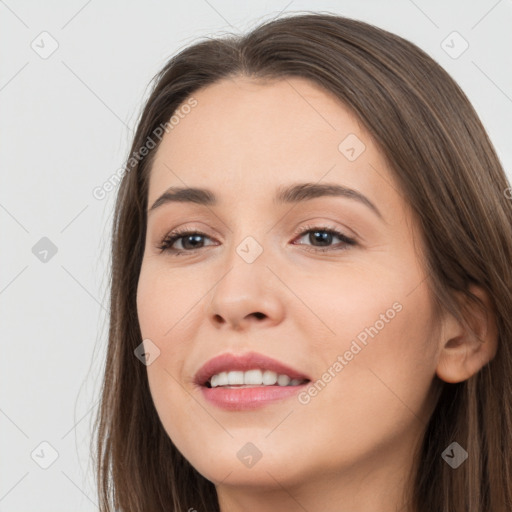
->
[207, 256, 286, 332]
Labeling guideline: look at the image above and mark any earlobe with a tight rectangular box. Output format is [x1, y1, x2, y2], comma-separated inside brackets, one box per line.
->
[435, 285, 498, 384]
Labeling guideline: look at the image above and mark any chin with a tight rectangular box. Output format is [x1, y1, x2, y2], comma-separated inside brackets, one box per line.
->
[179, 438, 312, 489]
[197, 461, 304, 489]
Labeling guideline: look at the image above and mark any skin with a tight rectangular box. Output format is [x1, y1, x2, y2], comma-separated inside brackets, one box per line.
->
[136, 76, 498, 512]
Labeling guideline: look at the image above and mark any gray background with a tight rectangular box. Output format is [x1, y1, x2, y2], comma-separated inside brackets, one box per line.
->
[1, 0, 511, 510]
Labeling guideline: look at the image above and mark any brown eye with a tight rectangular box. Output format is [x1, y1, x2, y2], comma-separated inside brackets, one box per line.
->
[157, 225, 357, 256]
[292, 226, 357, 253]
[158, 230, 215, 254]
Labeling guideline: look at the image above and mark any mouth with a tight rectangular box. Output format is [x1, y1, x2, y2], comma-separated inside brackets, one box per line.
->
[203, 370, 310, 389]
[194, 351, 311, 410]
[195, 350, 311, 387]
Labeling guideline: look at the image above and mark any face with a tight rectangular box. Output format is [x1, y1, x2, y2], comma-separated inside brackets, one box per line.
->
[136, 76, 442, 504]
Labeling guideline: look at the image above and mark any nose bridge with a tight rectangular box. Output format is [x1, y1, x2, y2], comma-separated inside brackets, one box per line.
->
[222, 204, 276, 268]
[206, 225, 285, 328]
[213, 231, 269, 302]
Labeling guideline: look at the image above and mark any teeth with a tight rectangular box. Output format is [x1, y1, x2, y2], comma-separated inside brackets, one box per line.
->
[208, 369, 307, 388]
[277, 374, 290, 386]
[244, 369, 263, 385]
[262, 370, 277, 385]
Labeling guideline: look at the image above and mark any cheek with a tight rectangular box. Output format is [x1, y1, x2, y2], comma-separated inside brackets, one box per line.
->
[287, 263, 439, 458]
[136, 263, 209, 449]
[283, 258, 414, 364]
[136, 262, 199, 338]
[298, 282, 439, 458]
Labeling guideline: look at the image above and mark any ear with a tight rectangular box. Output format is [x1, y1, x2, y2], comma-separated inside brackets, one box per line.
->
[436, 285, 499, 383]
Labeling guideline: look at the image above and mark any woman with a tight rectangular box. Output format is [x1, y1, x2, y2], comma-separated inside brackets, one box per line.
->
[93, 12, 512, 512]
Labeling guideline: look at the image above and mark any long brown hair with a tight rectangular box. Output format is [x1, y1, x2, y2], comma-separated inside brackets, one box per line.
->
[93, 12, 512, 511]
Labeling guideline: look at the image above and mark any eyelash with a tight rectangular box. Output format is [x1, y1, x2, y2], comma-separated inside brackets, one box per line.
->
[157, 224, 357, 256]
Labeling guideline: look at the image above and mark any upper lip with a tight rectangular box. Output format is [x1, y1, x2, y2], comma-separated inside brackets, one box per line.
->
[194, 351, 312, 386]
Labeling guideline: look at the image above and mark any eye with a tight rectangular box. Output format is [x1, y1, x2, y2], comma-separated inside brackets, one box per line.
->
[157, 228, 216, 255]
[291, 224, 357, 253]
[156, 224, 357, 256]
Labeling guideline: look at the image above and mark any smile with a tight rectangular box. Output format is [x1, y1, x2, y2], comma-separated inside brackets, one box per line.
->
[207, 369, 309, 388]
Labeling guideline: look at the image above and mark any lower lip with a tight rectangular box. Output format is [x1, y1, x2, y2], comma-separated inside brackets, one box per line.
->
[200, 384, 309, 411]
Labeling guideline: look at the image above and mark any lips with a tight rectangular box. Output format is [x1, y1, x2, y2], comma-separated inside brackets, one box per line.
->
[194, 351, 311, 387]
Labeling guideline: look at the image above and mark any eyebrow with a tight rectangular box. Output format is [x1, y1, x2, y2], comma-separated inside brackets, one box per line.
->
[148, 182, 384, 221]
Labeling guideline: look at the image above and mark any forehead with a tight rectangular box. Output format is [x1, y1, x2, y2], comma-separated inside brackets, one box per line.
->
[147, 76, 399, 216]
